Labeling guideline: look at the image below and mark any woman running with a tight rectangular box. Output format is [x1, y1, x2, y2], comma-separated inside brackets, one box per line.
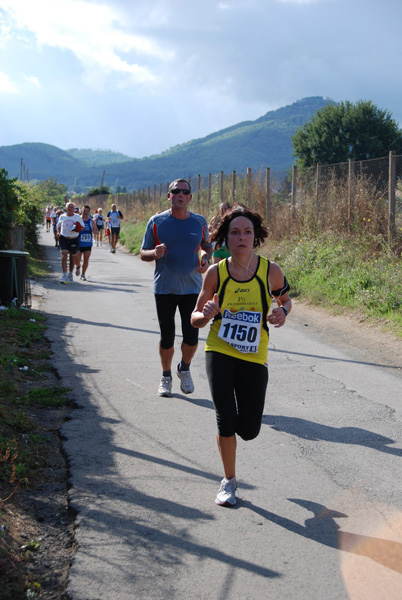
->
[191, 204, 291, 506]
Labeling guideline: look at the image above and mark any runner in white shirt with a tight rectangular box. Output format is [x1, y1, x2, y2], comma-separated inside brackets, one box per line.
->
[56, 202, 85, 284]
[106, 204, 124, 253]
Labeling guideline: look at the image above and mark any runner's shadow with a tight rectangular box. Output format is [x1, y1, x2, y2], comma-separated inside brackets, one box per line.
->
[244, 499, 402, 573]
[270, 347, 402, 371]
[262, 415, 402, 456]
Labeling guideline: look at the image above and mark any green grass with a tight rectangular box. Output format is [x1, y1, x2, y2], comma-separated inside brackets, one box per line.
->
[0, 307, 69, 598]
[269, 232, 402, 336]
[23, 386, 72, 408]
[28, 254, 51, 279]
[119, 222, 147, 254]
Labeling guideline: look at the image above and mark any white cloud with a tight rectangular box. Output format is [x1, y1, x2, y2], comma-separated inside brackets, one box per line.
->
[0, 0, 169, 88]
[0, 72, 18, 93]
[25, 75, 41, 88]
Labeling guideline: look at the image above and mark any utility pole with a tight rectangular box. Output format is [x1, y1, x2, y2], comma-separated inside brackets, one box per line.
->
[100, 170, 105, 187]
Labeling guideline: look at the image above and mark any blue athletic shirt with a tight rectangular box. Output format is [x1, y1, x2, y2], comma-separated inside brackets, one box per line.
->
[141, 210, 210, 295]
[78, 218, 93, 248]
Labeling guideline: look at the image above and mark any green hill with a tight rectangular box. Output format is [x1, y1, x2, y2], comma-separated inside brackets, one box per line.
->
[66, 148, 134, 166]
[0, 97, 334, 191]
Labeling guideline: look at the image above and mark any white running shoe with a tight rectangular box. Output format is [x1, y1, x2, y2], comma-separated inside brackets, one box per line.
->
[75, 265, 81, 276]
[68, 272, 74, 283]
[176, 365, 194, 394]
[60, 274, 68, 284]
[215, 477, 238, 506]
[158, 376, 172, 397]
[80, 273, 87, 281]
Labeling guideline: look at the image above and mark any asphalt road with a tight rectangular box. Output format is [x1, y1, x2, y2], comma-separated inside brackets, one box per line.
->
[39, 228, 402, 600]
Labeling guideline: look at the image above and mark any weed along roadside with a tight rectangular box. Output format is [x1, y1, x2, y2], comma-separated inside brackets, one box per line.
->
[0, 305, 76, 600]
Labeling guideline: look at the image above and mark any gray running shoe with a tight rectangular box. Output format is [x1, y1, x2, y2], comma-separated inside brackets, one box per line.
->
[60, 274, 68, 284]
[176, 365, 194, 394]
[75, 265, 81, 276]
[68, 272, 74, 283]
[80, 273, 87, 281]
[215, 477, 238, 506]
[158, 376, 172, 397]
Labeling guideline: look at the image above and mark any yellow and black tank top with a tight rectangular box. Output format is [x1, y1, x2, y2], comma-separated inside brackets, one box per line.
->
[205, 256, 272, 366]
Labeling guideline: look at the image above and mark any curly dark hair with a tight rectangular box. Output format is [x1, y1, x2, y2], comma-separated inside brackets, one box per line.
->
[210, 204, 268, 249]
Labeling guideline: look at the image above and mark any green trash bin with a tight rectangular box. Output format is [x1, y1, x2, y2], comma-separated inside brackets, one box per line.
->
[0, 250, 30, 307]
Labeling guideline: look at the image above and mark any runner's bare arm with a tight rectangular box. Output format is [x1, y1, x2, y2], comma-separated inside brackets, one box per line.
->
[191, 266, 219, 328]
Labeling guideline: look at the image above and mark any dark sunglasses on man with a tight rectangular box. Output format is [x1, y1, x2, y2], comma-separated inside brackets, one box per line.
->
[170, 188, 191, 195]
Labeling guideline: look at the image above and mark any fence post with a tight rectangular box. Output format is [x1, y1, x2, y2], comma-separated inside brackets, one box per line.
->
[315, 164, 321, 209]
[348, 159, 355, 233]
[197, 174, 201, 213]
[232, 170, 236, 204]
[265, 167, 271, 222]
[208, 174, 212, 206]
[153, 184, 156, 204]
[220, 171, 224, 203]
[291, 165, 297, 219]
[388, 150, 396, 245]
[159, 183, 162, 210]
[247, 167, 252, 205]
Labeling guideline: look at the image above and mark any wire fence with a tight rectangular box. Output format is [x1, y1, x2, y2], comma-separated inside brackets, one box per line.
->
[80, 152, 402, 249]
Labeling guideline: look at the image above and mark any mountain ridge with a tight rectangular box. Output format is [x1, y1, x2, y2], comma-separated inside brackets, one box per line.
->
[0, 96, 335, 191]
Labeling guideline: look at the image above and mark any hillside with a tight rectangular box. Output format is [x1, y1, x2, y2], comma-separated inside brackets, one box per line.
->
[66, 148, 134, 166]
[0, 96, 334, 191]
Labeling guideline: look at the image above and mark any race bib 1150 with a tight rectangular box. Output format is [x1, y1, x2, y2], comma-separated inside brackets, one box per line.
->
[218, 309, 262, 353]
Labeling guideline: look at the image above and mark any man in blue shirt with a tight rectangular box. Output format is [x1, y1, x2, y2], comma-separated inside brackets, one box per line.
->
[141, 178, 212, 397]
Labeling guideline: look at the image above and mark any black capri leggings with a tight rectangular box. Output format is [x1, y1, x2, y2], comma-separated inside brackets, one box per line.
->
[205, 351, 268, 440]
[155, 293, 199, 349]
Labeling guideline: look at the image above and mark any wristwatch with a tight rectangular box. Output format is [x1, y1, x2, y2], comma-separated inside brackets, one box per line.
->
[280, 306, 288, 317]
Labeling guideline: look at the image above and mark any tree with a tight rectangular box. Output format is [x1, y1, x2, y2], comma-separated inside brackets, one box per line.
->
[0, 169, 43, 252]
[0, 168, 19, 249]
[34, 177, 68, 207]
[292, 100, 402, 168]
[87, 185, 111, 197]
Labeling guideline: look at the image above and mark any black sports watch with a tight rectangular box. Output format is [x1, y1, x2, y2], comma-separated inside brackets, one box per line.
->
[280, 306, 288, 317]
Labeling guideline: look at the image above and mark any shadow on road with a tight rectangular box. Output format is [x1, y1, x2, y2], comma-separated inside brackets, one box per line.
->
[262, 415, 402, 456]
[244, 498, 402, 574]
[271, 346, 402, 371]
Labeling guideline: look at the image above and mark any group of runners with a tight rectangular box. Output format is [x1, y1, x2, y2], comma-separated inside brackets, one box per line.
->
[45, 202, 124, 283]
[46, 181, 292, 507]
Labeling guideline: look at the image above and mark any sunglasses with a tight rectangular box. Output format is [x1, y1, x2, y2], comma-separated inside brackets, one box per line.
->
[170, 188, 191, 195]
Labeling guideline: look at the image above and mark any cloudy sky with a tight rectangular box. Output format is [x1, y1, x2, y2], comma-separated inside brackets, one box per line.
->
[0, 0, 401, 158]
